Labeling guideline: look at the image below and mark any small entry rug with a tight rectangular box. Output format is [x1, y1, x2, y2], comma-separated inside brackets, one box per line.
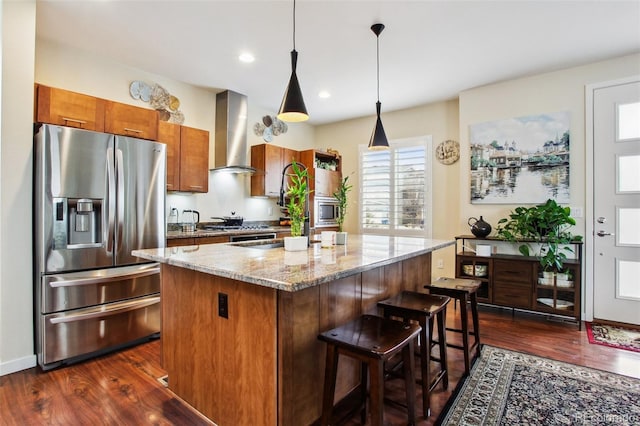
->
[436, 345, 640, 425]
[586, 322, 640, 353]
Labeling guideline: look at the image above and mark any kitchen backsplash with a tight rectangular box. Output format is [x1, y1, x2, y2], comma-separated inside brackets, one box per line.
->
[166, 172, 281, 225]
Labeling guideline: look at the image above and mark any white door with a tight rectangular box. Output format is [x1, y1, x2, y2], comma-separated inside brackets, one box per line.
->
[592, 80, 640, 325]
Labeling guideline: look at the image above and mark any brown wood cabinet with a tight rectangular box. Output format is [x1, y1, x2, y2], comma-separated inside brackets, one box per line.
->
[167, 235, 229, 247]
[157, 122, 209, 193]
[105, 101, 158, 140]
[157, 121, 182, 191]
[455, 235, 582, 327]
[299, 149, 342, 226]
[178, 126, 209, 193]
[35, 85, 106, 132]
[251, 144, 299, 197]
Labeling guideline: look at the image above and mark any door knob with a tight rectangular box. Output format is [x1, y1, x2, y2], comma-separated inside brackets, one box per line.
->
[596, 230, 614, 237]
[597, 217, 606, 224]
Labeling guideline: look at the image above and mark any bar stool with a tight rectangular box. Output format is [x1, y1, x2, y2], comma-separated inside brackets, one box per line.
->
[318, 314, 421, 426]
[377, 291, 450, 417]
[424, 277, 481, 375]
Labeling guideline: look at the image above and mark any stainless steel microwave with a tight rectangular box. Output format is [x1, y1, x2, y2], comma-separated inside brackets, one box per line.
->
[314, 197, 340, 227]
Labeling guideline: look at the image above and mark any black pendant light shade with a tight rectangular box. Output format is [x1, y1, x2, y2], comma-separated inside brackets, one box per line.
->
[278, 0, 309, 122]
[278, 50, 309, 122]
[368, 23, 389, 150]
[369, 101, 389, 150]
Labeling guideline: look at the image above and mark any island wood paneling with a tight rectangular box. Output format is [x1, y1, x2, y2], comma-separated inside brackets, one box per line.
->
[277, 252, 432, 425]
[161, 252, 432, 426]
[161, 265, 278, 425]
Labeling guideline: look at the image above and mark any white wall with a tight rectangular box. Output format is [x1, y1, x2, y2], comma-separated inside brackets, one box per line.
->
[459, 53, 640, 320]
[315, 100, 460, 278]
[458, 53, 640, 243]
[0, 1, 37, 375]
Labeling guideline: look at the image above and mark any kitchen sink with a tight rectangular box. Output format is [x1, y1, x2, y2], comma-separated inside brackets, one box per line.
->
[229, 240, 284, 249]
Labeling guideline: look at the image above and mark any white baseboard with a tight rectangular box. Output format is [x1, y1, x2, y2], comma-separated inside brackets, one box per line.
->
[0, 354, 37, 376]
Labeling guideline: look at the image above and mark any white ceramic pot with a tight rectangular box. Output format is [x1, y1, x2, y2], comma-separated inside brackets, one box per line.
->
[335, 232, 348, 245]
[284, 236, 308, 252]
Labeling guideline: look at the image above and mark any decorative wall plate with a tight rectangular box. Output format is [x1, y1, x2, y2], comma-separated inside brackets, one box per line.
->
[129, 80, 151, 101]
[436, 139, 460, 165]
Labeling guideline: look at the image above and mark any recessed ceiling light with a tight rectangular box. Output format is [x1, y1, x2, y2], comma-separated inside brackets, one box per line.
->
[239, 53, 255, 63]
[318, 91, 331, 99]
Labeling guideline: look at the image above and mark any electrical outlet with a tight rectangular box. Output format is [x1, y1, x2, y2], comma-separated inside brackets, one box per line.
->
[437, 259, 444, 269]
[218, 293, 228, 319]
[571, 207, 583, 218]
[268, 207, 273, 216]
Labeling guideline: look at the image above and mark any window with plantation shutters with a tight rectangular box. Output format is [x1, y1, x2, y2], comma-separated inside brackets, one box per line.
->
[359, 136, 432, 237]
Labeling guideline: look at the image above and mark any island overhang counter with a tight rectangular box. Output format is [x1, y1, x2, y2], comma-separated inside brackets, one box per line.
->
[133, 235, 454, 426]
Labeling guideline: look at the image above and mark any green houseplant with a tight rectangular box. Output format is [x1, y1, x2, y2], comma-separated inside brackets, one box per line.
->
[285, 161, 311, 250]
[496, 199, 582, 275]
[333, 176, 352, 244]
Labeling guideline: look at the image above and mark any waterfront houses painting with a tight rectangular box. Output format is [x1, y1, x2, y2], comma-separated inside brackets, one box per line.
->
[470, 111, 571, 204]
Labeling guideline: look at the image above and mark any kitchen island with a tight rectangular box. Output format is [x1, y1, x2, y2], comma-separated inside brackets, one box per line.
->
[133, 235, 453, 426]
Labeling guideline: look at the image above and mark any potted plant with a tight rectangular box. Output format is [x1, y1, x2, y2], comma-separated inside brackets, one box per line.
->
[284, 161, 311, 251]
[333, 176, 352, 245]
[496, 199, 582, 278]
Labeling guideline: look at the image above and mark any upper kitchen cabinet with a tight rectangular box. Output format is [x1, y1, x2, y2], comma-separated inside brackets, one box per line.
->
[179, 126, 209, 193]
[251, 144, 299, 197]
[157, 121, 182, 191]
[157, 121, 209, 193]
[36, 85, 106, 132]
[299, 149, 342, 197]
[105, 101, 158, 141]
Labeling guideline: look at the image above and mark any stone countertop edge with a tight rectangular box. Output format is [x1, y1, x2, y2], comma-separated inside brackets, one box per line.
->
[133, 236, 454, 293]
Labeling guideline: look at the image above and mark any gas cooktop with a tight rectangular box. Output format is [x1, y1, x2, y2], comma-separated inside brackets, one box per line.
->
[202, 224, 271, 231]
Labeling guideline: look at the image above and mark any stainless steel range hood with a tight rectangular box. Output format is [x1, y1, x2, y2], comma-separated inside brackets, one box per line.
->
[211, 90, 256, 173]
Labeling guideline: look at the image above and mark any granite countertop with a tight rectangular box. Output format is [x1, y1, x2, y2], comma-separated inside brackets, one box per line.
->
[133, 235, 454, 292]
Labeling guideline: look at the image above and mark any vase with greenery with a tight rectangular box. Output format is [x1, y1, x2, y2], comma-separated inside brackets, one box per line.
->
[496, 199, 582, 274]
[333, 176, 352, 244]
[284, 162, 311, 251]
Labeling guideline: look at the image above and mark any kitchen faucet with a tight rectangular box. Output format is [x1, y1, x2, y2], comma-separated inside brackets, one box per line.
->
[278, 162, 310, 242]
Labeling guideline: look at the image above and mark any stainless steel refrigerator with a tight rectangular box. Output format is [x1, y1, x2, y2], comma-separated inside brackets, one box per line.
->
[34, 123, 166, 370]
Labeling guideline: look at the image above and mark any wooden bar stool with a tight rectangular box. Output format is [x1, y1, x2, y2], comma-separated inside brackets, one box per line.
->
[377, 291, 450, 417]
[318, 314, 421, 426]
[424, 277, 482, 375]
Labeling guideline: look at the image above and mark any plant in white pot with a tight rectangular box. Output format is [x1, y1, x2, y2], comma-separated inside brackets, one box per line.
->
[283, 161, 311, 251]
[333, 176, 352, 245]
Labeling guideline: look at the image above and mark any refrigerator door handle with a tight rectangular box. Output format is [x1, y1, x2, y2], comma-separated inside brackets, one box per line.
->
[49, 296, 160, 324]
[106, 147, 116, 254]
[116, 148, 125, 254]
[47, 265, 160, 288]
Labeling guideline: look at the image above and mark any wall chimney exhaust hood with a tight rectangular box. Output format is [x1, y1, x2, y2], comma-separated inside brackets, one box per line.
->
[210, 90, 256, 173]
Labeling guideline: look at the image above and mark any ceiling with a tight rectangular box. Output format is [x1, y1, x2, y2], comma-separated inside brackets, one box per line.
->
[35, 1, 640, 125]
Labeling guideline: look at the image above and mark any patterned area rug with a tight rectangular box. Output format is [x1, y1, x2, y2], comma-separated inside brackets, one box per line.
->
[586, 322, 640, 353]
[436, 345, 640, 425]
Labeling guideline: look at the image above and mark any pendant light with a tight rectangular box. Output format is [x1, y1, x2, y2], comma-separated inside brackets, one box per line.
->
[278, 0, 309, 122]
[368, 23, 389, 150]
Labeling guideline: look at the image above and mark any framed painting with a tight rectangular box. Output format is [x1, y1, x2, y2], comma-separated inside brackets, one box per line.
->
[470, 111, 571, 204]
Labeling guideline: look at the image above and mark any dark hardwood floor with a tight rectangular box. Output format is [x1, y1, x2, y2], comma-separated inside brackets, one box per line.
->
[1, 305, 638, 426]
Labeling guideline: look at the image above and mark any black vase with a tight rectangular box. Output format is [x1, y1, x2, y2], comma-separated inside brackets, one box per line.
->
[468, 216, 492, 238]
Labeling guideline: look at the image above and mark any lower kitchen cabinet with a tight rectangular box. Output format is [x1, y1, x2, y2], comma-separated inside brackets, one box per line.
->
[455, 235, 582, 327]
[167, 235, 229, 247]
